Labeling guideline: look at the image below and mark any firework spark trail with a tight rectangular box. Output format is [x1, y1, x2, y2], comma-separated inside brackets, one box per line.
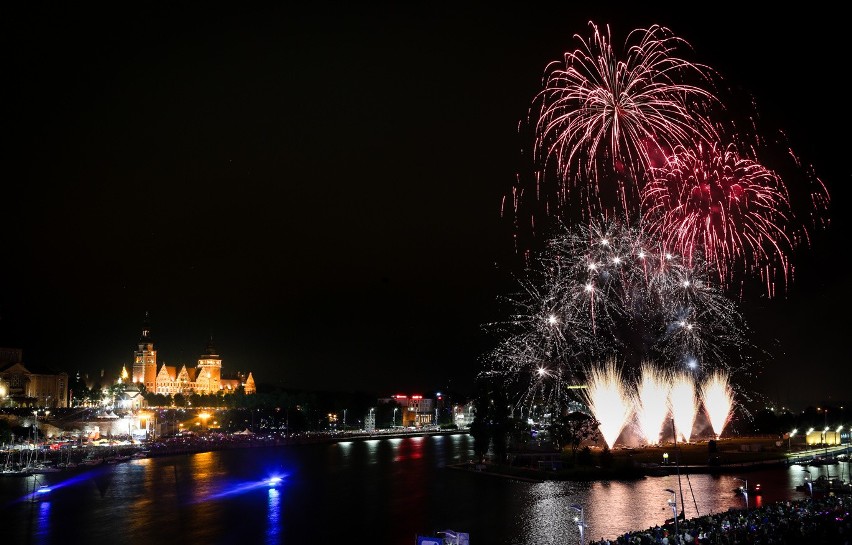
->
[699, 370, 734, 438]
[530, 21, 722, 221]
[653, 253, 750, 368]
[642, 142, 796, 294]
[542, 219, 750, 371]
[670, 373, 698, 442]
[583, 360, 632, 449]
[481, 218, 753, 414]
[633, 362, 672, 445]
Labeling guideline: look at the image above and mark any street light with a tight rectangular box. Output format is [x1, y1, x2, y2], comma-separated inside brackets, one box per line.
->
[733, 477, 749, 510]
[393, 407, 398, 429]
[789, 428, 797, 451]
[665, 489, 679, 537]
[570, 504, 586, 545]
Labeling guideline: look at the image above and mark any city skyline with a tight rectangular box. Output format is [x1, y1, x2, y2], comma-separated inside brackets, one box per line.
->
[2, 5, 848, 406]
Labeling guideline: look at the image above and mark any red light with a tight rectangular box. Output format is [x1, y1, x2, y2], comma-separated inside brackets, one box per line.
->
[394, 395, 407, 399]
[412, 395, 422, 400]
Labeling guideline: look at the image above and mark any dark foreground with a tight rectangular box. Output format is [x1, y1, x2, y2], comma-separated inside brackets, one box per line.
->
[590, 494, 851, 544]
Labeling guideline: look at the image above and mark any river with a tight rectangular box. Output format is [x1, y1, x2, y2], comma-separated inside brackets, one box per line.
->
[2, 433, 846, 545]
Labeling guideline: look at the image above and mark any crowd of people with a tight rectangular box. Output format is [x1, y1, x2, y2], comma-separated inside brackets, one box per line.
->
[590, 494, 851, 544]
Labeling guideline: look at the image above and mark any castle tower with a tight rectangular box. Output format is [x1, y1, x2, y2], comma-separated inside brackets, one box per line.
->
[132, 312, 158, 391]
[196, 335, 222, 394]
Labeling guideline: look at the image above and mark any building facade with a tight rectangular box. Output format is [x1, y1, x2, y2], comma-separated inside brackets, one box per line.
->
[0, 348, 69, 408]
[380, 394, 436, 427]
[128, 316, 255, 396]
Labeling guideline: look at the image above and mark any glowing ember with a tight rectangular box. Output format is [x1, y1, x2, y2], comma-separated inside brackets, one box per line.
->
[584, 360, 632, 449]
[634, 363, 672, 445]
[669, 373, 698, 442]
[699, 370, 734, 438]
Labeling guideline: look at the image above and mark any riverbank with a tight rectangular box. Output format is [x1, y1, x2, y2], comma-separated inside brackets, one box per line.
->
[2, 427, 468, 473]
[450, 438, 851, 482]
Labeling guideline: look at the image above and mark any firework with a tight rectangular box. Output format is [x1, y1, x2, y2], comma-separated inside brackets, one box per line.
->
[699, 370, 734, 438]
[642, 141, 795, 294]
[481, 218, 752, 416]
[530, 21, 722, 221]
[633, 362, 671, 445]
[669, 373, 698, 442]
[583, 359, 632, 449]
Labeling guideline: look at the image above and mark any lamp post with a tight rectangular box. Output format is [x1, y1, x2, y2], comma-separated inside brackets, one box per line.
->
[393, 407, 398, 429]
[570, 504, 585, 545]
[665, 488, 679, 537]
[734, 477, 748, 510]
[788, 428, 797, 451]
[342, 409, 347, 430]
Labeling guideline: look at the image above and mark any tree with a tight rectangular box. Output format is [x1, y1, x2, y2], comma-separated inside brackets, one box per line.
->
[552, 411, 600, 462]
[469, 375, 512, 464]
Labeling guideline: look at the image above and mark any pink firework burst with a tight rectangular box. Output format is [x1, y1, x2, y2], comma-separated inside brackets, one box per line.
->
[641, 142, 794, 295]
[531, 21, 721, 220]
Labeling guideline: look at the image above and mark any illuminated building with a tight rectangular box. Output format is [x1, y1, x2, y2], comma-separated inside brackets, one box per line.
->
[0, 347, 69, 408]
[380, 394, 436, 427]
[128, 315, 255, 396]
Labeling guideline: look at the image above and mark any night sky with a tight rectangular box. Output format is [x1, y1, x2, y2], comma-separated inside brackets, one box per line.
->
[3, 5, 848, 407]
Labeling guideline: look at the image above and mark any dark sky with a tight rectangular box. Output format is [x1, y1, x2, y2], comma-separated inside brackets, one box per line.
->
[3, 5, 848, 407]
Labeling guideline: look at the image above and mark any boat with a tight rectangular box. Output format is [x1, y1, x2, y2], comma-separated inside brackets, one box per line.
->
[105, 454, 131, 464]
[664, 512, 686, 524]
[32, 484, 52, 501]
[807, 455, 838, 467]
[0, 467, 27, 477]
[734, 483, 763, 496]
[24, 463, 62, 474]
[796, 475, 852, 494]
[21, 448, 62, 474]
[80, 452, 104, 466]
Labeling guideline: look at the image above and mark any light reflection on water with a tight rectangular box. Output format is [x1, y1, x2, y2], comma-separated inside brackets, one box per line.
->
[34, 497, 51, 545]
[266, 488, 280, 545]
[1, 437, 836, 545]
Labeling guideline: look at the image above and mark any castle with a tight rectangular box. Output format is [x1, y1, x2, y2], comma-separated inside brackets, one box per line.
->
[127, 315, 255, 396]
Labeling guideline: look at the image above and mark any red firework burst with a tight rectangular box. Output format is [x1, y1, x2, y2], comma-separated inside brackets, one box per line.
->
[531, 21, 722, 220]
[641, 142, 794, 295]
